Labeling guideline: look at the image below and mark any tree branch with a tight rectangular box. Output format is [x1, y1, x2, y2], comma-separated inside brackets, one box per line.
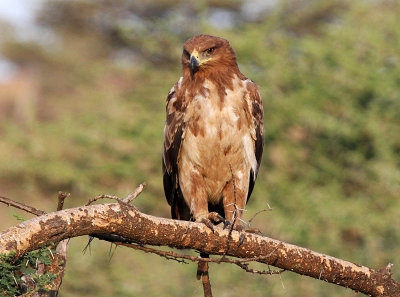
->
[0, 201, 398, 296]
[0, 196, 46, 216]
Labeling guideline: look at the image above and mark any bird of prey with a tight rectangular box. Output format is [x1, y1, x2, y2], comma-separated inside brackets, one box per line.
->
[162, 34, 264, 279]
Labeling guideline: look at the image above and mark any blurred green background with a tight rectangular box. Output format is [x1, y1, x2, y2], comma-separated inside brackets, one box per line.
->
[0, 0, 399, 296]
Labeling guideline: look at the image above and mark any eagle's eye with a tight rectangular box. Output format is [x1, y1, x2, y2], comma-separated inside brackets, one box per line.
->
[206, 47, 216, 54]
[183, 49, 190, 59]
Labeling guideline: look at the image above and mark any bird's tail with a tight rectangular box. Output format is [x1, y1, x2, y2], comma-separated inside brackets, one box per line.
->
[197, 253, 213, 296]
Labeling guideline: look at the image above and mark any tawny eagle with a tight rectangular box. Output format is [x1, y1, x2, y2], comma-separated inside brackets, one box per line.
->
[162, 35, 264, 278]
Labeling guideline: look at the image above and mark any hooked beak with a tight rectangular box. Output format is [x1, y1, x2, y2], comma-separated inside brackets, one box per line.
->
[190, 50, 200, 74]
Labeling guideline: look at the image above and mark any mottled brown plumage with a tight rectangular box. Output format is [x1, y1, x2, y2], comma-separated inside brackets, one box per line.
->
[162, 34, 264, 286]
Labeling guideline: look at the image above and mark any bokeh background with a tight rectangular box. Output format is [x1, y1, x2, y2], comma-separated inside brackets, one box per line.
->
[0, 0, 399, 296]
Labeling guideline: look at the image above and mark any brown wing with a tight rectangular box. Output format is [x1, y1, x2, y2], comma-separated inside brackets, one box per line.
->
[246, 80, 264, 201]
[162, 80, 190, 220]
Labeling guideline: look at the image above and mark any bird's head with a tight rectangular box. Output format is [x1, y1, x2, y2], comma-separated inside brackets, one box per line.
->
[181, 34, 238, 78]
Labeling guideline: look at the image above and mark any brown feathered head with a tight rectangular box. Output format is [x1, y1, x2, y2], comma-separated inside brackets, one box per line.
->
[181, 35, 239, 77]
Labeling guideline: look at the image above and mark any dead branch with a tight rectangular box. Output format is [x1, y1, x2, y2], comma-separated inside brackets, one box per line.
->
[115, 241, 283, 271]
[56, 191, 70, 212]
[123, 182, 146, 203]
[0, 200, 399, 297]
[0, 196, 46, 216]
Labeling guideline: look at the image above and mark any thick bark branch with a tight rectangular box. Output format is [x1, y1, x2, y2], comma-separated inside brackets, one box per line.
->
[0, 203, 398, 297]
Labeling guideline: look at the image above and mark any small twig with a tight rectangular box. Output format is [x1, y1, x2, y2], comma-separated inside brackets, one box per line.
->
[83, 237, 94, 255]
[0, 195, 46, 216]
[247, 204, 272, 228]
[224, 203, 247, 210]
[57, 192, 70, 211]
[279, 272, 285, 289]
[86, 194, 124, 206]
[235, 262, 285, 275]
[238, 218, 247, 225]
[108, 244, 118, 262]
[86, 183, 146, 207]
[48, 248, 54, 259]
[12, 272, 18, 285]
[124, 183, 146, 203]
[118, 242, 189, 264]
[86, 193, 138, 210]
[224, 164, 238, 258]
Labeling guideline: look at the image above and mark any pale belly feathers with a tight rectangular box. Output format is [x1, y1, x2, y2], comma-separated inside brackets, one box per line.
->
[179, 78, 256, 202]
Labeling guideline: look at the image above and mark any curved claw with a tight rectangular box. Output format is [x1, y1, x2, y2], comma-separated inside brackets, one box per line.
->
[208, 212, 225, 225]
[200, 218, 214, 233]
[223, 220, 231, 230]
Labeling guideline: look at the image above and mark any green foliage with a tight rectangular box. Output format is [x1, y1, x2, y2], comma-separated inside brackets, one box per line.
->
[0, 244, 57, 296]
[0, 252, 19, 297]
[0, 0, 399, 296]
[12, 214, 25, 222]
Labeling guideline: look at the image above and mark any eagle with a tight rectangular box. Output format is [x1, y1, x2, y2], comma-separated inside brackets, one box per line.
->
[162, 34, 264, 280]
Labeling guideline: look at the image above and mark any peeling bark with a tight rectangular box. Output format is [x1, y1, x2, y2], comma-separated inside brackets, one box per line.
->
[0, 202, 399, 297]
